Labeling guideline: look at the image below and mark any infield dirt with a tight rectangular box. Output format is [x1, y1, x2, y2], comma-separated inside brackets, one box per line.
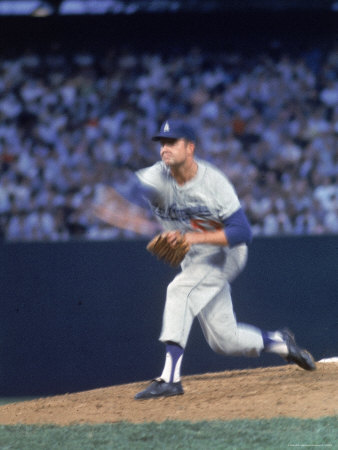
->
[0, 363, 336, 425]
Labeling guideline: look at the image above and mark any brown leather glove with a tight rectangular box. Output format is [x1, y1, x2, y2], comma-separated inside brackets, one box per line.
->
[146, 232, 190, 267]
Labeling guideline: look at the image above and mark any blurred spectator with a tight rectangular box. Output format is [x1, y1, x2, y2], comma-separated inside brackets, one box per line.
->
[0, 39, 337, 241]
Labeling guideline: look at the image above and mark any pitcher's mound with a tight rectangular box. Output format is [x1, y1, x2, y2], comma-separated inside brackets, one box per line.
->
[0, 363, 336, 425]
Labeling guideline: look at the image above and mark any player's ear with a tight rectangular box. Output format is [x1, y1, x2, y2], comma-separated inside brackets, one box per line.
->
[187, 141, 195, 156]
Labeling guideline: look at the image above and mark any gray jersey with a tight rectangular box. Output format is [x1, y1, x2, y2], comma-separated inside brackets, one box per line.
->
[136, 159, 241, 258]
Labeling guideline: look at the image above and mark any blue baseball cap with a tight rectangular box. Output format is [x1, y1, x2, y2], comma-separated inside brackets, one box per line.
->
[152, 119, 196, 142]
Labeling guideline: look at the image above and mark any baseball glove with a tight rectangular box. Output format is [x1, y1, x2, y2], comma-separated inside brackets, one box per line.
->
[146, 232, 190, 267]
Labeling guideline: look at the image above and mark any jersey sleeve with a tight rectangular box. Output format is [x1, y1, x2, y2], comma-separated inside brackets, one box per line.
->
[136, 162, 165, 191]
[211, 169, 241, 221]
[223, 208, 253, 247]
[207, 165, 252, 246]
[135, 162, 167, 205]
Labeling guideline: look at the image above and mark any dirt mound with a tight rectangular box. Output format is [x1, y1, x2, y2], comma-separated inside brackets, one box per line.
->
[0, 363, 336, 425]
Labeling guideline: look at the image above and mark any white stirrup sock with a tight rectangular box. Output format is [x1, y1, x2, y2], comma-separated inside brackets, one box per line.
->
[160, 343, 184, 383]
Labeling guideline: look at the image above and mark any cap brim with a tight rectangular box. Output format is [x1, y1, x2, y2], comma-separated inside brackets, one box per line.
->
[151, 133, 179, 141]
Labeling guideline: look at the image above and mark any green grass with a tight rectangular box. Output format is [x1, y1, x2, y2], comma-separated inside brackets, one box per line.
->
[0, 417, 337, 449]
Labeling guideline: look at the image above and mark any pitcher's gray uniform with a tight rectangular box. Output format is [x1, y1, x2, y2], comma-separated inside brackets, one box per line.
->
[136, 159, 263, 360]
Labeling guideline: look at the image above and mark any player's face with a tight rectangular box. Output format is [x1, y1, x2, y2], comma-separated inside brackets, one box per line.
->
[159, 138, 193, 167]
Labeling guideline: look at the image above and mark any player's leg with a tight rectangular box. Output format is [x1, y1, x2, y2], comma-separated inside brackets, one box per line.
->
[197, 284, 264, 357]
[134, 339, 185, 400]
[156, 244, 248, 348]
[136, 245, 254, 399]
[196, 244, 263, 356]
[198, 243, 315, 370]
[262, 328, 316, 371]
[198, 289, 316, 370]
[135, 263, 227, 399]
[159, 260, 232, 347]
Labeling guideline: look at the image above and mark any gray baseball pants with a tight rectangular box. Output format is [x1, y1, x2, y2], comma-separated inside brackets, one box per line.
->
[159, 244, 264, 356]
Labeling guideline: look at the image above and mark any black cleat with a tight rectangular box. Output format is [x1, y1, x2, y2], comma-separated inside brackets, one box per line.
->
[134, 378, 184, 400]
[280, 329, 316, 371]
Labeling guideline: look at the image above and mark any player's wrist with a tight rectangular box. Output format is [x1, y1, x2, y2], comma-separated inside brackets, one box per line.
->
[185, 231, 205, 245]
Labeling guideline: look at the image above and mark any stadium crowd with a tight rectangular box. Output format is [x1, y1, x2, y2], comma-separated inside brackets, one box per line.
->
[0, 41, 337, 241]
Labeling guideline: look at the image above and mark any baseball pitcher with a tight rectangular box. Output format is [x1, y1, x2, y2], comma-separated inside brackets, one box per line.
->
[96, 119, 316, 400]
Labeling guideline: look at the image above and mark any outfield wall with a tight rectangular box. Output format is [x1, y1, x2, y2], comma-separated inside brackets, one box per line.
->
[0, 236, 337, 396]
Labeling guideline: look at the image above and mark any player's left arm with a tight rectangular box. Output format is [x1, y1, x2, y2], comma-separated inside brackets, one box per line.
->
[184, 208, 252, 247]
